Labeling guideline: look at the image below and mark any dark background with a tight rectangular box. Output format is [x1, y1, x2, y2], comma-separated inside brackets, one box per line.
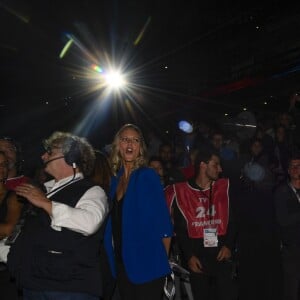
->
[1, 0, 300, 168]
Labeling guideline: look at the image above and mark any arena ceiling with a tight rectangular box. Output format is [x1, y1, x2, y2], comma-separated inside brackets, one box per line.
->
[1, 0, 300, 147]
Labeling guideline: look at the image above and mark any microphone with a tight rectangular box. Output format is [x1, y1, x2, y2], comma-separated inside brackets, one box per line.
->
[43, 156, 65, 166]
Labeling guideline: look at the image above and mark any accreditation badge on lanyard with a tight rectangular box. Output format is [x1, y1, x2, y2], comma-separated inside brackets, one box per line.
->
[203, 226, 218, 247]
[203, 183, 218, 247]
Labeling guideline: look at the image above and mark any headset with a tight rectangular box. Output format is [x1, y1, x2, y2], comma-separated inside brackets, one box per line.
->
[63, 138, 82, 168]
[43, 138, 82, 196]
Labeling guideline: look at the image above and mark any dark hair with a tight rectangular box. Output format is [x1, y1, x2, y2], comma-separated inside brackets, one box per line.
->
[288, 152, 300, 166]
[148, 156, 164, 165]
[250, 137, 263, 146]
[159, 142, 172, 152]
[90, 150, 111, 194]
[194, 147, 219, 177]
[210, 131, 224, 140]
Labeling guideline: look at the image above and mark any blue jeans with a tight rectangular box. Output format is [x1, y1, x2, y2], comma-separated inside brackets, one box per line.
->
[23, 289, 100, 300]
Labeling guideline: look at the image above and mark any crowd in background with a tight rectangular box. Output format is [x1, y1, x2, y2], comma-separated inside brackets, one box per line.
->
[0, 93, 299, 300]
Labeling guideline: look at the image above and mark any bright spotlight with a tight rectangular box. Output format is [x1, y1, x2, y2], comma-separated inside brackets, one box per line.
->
[104, 70, 126, 89]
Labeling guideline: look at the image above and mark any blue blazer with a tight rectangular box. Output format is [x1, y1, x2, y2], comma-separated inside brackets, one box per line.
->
[104, 167, 173, 284]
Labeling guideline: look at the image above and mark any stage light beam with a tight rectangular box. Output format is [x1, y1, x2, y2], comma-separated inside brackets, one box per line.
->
[104, 70, 126, 89]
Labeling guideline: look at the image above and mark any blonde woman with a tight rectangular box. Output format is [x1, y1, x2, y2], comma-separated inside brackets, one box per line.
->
[104, 124, 173, 300]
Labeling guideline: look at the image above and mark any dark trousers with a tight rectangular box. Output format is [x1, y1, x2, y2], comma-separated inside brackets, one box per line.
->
[283, 263, 300, 300]
[189, 260, 236, 300]
[0, 268, 19, 300]
[100, 245, 116, 300]
[283, 274, 300, 300]
[238, 251, 282, 300]
[116, 263, 165, 300]
[282, 247, 300, 300]
[23, 289, 99, 300]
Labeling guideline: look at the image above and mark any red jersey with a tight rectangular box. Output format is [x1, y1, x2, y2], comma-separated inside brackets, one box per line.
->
[165, 178, 229, 238]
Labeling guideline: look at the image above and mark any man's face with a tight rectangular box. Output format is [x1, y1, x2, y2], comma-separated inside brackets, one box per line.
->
[41, 144, 65, 176]
[0, 153, 9, 181]
[211, 134, 223, 150]
[159, 146, 172, 162]
[205, 155, 222, 181]
[276, 127, 286, 142]
[279, 113, 291, 128]
[149, 160, 164, 177]
[288, 159, 300, 181]
[0, 140, 17, 175]
[251, 141, 263, 156]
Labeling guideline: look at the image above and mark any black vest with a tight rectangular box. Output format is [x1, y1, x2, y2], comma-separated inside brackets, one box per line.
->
[8, 179, 104, 296]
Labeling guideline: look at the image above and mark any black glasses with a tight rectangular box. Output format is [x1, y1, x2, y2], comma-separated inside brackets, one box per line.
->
[44, 145, 62, 155]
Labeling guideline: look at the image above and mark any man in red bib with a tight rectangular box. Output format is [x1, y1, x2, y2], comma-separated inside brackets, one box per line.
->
[165, 148, 237, 300]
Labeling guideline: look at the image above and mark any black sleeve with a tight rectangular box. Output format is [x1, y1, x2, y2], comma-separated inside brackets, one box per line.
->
[173, 200, 195, 261]
[224, 185, 238, 250]
[274, 186, 300, 226]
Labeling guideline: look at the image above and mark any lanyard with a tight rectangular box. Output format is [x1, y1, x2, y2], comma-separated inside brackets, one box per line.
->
[46, 177, 81, 197]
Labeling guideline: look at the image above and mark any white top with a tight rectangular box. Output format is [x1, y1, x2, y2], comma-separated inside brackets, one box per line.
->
[44, 173, 108, 236]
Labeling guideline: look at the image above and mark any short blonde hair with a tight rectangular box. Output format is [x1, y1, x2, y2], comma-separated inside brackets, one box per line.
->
[110, 124, 148, 175]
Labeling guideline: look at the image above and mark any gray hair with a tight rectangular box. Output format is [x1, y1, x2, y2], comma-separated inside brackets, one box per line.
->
[43, 131, 95, 176]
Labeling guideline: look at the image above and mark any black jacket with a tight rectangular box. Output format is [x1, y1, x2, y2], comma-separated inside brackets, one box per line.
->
[274, 181, 300, 247]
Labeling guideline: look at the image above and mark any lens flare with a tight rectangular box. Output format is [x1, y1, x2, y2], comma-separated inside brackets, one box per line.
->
[134, 16, 152, 46]
[59, 38, 74, 59]
[104, 71, 126, 89]
[91, 64, 103, 73]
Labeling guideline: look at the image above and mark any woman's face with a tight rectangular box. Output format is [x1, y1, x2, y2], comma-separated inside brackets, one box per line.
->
[0, 153, 9, 181]
[118, 128, 142, 164]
